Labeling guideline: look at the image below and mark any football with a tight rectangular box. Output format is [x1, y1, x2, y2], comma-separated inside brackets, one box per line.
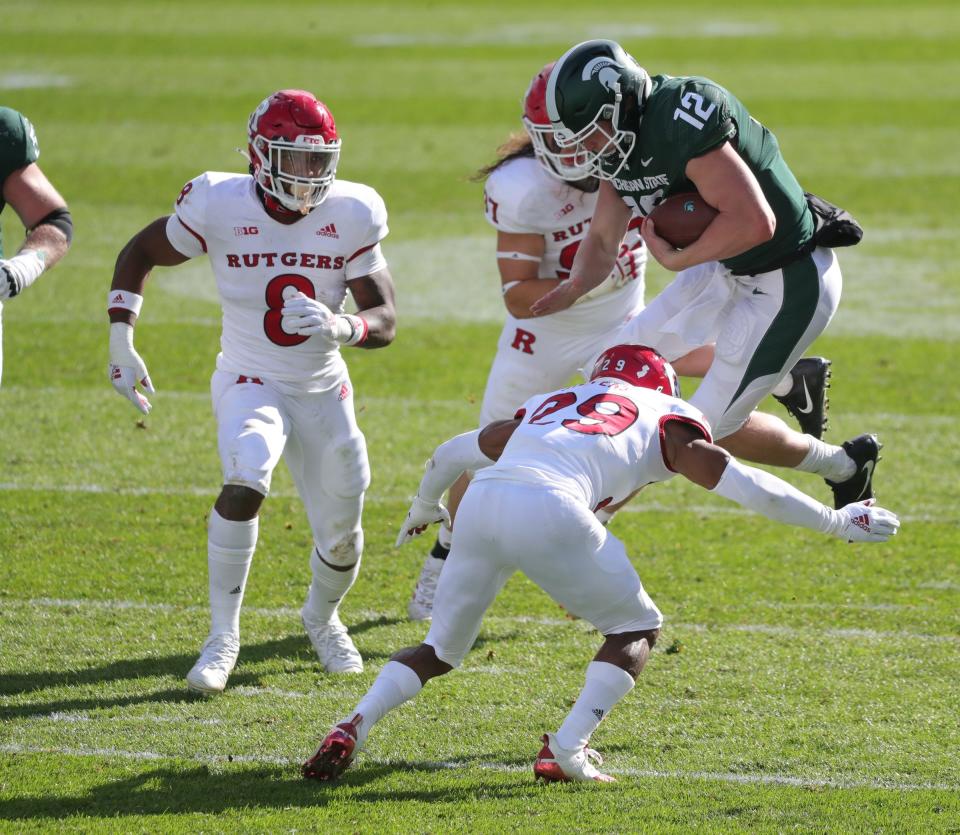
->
[647, 192, 718, 248]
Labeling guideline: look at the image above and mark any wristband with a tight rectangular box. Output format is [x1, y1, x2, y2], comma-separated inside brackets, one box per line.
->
[108, 289, 144, 317]
[341, 314, 368, 346]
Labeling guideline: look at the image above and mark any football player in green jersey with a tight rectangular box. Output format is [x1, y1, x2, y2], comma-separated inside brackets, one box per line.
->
[0, 106, 73, 386]
[532, 41, 878, 510]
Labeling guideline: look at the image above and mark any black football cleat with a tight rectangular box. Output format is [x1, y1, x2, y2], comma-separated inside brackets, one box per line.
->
[774, 357, 831, 439]
[826, 433, 882, 509]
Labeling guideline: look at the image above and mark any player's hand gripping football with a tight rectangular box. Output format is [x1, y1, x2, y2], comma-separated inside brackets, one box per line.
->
[833, 499, 900, 543]
[108, 322, 154, 415]
[640, 219, 689, 272]
[396, 496, 451, 547]
[281, 292, 354, 343]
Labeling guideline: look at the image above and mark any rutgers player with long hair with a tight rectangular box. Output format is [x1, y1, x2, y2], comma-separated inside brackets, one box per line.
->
[107, 90, 397, 694]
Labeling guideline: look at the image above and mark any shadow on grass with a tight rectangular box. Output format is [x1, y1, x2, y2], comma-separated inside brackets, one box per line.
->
[0, 755, 541, 820]
[0, 616, 403, 719]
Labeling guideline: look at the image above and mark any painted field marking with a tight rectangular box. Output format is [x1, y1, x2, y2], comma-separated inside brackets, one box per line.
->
[3, 598, 958, 645]
[0, 481, 944, 523]
[0, 743, 952, 792]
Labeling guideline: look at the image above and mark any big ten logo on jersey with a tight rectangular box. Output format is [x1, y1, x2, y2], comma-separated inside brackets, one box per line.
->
[233, 226, 259, 236]
[511, 328, 536, 355]
[224, 251, 346, 270]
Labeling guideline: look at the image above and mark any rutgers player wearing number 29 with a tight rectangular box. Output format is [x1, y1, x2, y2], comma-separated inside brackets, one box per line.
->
[107, 90, 397, 694]
[302, 345, 898, 784]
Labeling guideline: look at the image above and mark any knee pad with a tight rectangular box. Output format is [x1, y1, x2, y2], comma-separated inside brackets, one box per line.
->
[318, 529, 364, 568]
[321, 432, 370, 498]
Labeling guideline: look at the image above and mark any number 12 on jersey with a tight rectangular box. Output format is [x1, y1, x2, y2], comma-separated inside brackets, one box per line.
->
[673, 92, 716, 130]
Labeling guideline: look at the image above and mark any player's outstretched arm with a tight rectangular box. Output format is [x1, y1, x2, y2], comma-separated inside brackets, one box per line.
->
[396, 420, 519, 546]
[107, 216, 191, 414]
[665, 422, 899, 543]
[530, 181, 630, 316]
[0, 163, 71, 300]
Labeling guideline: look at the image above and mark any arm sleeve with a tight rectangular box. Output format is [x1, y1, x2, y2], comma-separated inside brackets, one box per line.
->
[711, 458, 842, 535]
[417, 430, 497, 504]
[166, 175, 209, 257]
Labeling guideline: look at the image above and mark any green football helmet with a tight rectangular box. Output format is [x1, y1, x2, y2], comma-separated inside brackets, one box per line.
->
[545, 39, 651, 180]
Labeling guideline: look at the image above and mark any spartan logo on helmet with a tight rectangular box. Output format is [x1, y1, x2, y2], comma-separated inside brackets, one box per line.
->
[546, 40, 651, 181]
[581, 56, 621, 91]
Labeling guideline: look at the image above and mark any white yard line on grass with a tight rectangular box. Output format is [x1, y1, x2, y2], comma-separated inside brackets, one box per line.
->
[0, 481, 946, 524]
[0, 743, 952, 792]
[5, 598, 958, 644]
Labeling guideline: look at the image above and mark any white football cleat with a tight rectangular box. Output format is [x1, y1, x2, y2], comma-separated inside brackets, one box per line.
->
[301, 608, 363, 674]
[186, 632, 240, 695]
[407, 554, 445, 621]
[533, 733, 616, 783]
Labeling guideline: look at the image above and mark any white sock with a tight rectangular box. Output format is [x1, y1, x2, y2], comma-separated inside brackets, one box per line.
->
[207, 509, 258, 636]
[771, 373, 793, 397]
[796, 437, 856, 481]
[304, 545, 360, 623]
[437, 523, 453, 550]
[556, 661, 635, 751]
[595, 508, 615, 526]
[347, 660, 423, 740]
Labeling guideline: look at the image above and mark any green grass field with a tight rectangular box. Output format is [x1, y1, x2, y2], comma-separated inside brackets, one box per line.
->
[1, 0, 959, 831]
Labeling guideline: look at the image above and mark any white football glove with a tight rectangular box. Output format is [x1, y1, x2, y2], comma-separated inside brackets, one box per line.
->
[396, 496, 451, 547]
[281, 292, 355, 343]
[833, 499, 900, 543]
[108, 321, 154, 415]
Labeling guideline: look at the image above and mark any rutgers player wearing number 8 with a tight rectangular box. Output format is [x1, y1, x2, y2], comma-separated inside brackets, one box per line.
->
[303, 344, 899, 784]
[107, 90, 397, 694]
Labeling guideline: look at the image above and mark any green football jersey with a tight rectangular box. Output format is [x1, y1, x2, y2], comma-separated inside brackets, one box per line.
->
[0, 106, 41, 259]
[606, 76, 813, 275]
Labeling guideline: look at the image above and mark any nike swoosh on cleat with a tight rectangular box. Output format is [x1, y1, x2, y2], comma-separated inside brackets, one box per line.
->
[797, 379, 815, 414]
[855, 460, 875, 500]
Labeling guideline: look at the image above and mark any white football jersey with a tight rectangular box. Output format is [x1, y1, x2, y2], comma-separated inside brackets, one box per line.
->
[165, 172, 388, 393]
[482, 155, 645, 306]
[474, 380, 712, 511]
